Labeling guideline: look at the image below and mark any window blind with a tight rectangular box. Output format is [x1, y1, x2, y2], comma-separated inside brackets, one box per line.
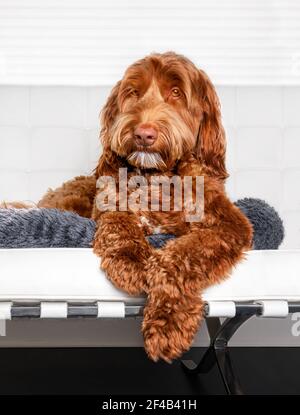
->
[0, 0, 299, 85]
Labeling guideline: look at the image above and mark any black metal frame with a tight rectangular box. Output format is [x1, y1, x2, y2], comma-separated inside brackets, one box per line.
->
[181, 302, 300, 395]
[3, 300, 300, 395]
[8, 302, 144, 318]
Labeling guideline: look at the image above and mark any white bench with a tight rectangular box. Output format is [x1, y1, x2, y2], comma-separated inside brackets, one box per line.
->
[0, 248, 299, 394]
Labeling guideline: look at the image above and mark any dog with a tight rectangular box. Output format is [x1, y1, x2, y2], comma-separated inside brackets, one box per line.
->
[36, 52, 253, 362]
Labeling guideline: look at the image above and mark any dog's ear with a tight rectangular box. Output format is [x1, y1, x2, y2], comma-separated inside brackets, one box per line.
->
[100, 81, 121, 148]
[96, 81, 122, 178]
[196, 70, 228, 180]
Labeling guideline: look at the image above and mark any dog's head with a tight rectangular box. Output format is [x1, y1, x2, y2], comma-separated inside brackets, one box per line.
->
[100, 52, 227, 179]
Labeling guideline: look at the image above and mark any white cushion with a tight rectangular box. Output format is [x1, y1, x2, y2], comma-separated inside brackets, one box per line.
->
[0, 248, 299, 303]
[203, 250, 300, 302]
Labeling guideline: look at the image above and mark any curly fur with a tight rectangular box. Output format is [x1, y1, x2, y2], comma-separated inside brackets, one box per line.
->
[90, 52, 252, 361]
[4, 52, 253, 362]
[38, 175, 97, 218]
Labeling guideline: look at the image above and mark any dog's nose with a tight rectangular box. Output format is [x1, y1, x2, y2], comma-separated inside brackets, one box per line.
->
[134, 125, 157, 146]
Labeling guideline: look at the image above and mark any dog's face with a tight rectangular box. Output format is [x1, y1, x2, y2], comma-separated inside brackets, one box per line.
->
[100, 52, 227, 178]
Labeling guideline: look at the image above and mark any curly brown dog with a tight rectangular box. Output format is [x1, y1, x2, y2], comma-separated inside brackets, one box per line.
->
[38, 52, 253, 362]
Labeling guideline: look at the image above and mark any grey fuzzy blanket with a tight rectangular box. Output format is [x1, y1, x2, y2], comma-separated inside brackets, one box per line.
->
[0, 198, 284, 250]
[0, 208, 96, 248]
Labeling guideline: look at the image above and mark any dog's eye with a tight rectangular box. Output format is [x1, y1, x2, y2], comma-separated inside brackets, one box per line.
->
[130, 89, 139, 97]
[171, 87, 181, 98]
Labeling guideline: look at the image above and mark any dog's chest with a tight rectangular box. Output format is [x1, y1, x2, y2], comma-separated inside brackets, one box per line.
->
[126, 170, 191, 236]
[136, 211, 189, 236]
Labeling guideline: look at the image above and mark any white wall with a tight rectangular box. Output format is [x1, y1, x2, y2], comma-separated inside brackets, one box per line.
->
[0, 84, 299, 249]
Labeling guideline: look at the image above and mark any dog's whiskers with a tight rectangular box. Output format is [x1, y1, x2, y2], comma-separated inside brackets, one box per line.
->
[127, 151, 167, 170]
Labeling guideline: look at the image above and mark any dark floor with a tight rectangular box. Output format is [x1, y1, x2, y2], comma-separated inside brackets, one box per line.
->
[0, 347, 298, 395]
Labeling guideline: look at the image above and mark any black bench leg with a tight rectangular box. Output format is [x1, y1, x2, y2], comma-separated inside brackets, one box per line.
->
[181, 314, 252, 395]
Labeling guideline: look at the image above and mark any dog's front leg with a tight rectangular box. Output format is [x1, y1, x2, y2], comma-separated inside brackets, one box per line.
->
[143, 192, 253, 362]
[93, 211, 155, 295]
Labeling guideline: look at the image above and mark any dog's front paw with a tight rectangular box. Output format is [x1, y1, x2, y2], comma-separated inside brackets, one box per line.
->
[144, 251, 176, 292]
[98, 246, 149, 295]
[93, 219, 156, 295]
[142, 295, 204, 363]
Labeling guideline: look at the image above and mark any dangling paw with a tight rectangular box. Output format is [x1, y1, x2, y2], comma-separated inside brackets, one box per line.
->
[142, 294, 204, 363]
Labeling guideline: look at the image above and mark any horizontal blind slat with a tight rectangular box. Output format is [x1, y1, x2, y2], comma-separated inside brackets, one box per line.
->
[0, 0, 299, 85]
